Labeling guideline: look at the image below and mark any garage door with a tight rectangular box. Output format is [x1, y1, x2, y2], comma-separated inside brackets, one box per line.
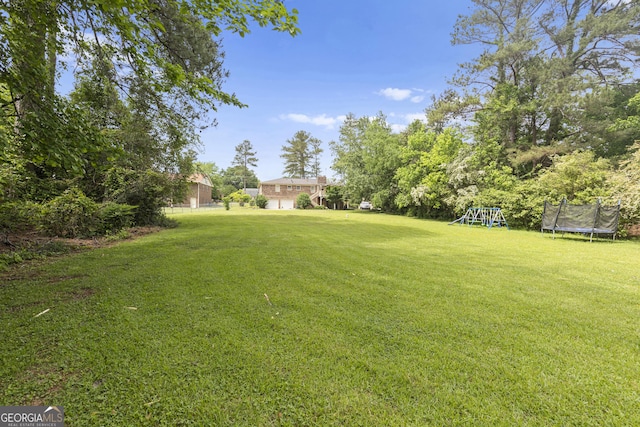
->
[280, 199, 294, 209]
[266, 199, 280, 210]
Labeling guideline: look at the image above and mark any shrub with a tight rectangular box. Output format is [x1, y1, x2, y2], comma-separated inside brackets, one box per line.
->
[609, 143, 640, 229]
[0, 201, 41, 235]
[228, 190, 252, 204]
[40, 188, 99, 237]
[255, 194, 268, 209]
[296, 193, 312, 209]
[154, 214, 179, 228]
[96, 202, 137, 235]
[104, 168, 176, 226]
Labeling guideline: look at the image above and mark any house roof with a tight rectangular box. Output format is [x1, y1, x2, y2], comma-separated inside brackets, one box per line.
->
[261, 178, 318, 185]
[189, 174, 212, 186]
[261, 177, 338, 186]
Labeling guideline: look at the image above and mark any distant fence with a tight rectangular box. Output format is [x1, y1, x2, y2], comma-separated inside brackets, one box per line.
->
[163, 203, 224, 214]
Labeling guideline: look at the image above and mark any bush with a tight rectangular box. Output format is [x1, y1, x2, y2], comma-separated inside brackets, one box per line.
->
[40, 188, 99, 237]
[296, 193, 312, 209]
[96, 202, 137, 235]
[255, 194, 268, 209]
[104, 168, 176, 226]
[228, 190, 252, 204]
[0, 201, 41, 235]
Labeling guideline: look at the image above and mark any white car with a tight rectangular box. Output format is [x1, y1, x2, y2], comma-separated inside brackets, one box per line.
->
[359, 201, 372, 210]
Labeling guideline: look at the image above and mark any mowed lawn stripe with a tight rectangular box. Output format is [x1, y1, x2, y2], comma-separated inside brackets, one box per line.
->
[1, 209, 639, 425]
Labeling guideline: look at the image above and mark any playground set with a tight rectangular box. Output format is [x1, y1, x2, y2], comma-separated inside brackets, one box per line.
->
[449, 207, 509, 230]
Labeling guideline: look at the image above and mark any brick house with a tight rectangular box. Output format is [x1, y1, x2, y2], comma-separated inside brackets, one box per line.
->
[177, 174, 213, 208]
[259, 176, 337, 209]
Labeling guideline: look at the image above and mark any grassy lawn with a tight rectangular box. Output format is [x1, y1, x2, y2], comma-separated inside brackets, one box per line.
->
[1, 209, 639, 426]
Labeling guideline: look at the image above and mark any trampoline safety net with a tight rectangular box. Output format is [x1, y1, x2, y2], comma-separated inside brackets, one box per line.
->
[541, 199, 620, 241]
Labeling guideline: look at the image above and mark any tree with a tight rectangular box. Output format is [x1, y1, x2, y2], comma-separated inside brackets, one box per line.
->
[0, 0, 299, 196]
[222, 165, 258, 194]
[324, 185, 344, 210]
[1, 0, 299, 122]
[309, 136, 324, 178]
[609, 143, 640, 229]
[281, 130, 322, 178]
[394, 127, 464, 218]
[330, 113, 401, 209]
[432, 0, 640, 159]
[536, 151, 611, 203]
[232, 140, 258, 190]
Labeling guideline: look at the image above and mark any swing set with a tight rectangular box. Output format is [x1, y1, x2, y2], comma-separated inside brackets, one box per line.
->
[449, 207, 509, 230]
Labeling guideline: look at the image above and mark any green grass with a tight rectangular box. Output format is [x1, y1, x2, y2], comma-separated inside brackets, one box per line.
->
[1, 209, 639, 426]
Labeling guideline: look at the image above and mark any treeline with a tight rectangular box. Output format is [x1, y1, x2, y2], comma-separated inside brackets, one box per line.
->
[331, 0, 640, 234]
[330, 112, 640, 233]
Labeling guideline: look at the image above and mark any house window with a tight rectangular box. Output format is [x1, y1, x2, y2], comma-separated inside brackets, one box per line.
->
[296, 186, 301, 191]
[287, 185, 292, 190]
[311, 186, 316, 192]
[275, 185, 280, 193]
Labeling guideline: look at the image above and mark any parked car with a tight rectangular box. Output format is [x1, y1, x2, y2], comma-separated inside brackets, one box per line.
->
[359, 201, 372, 210]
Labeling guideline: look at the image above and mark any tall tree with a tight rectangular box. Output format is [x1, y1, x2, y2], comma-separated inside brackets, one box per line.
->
[309, 136, 324, 178]
[281, 130, 322, 178]
[232, 140, 258, 190]
[431, 0, 640, 161]
[0, 0, 299, 189]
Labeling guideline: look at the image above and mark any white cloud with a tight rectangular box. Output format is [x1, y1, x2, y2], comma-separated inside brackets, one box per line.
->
[387, 112, 428, 133]
[377, 88, 413, 101]
[377, 88, 429, 104]
[279, 113, 346, 129]
[404, 113, 426, 123]
[390, 123, 407, 133]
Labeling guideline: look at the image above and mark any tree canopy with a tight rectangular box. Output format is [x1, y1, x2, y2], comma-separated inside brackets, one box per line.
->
[232, 140, 258, 190]
[0, 0, 299, 236]
[281, 130, 323, 179]
[430, 0, 640, 163]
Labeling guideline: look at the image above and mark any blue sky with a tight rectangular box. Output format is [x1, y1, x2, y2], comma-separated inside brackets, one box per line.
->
[199, 1, 482, 180]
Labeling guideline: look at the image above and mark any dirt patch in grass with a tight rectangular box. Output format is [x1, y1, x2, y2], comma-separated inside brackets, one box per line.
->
[4, 300, 46, 313]
[0, 227, 162, 278]
[68, 287, 96, 301]
[1, 226, 162, 253]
